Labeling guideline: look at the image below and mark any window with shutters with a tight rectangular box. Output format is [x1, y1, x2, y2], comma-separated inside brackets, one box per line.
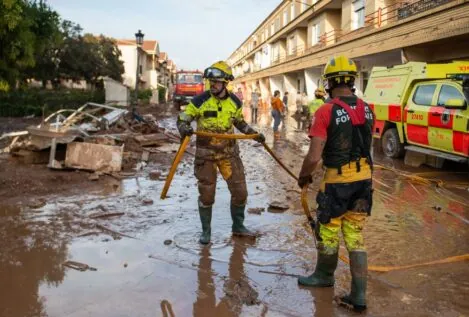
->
[311, 23, 320, 45]
[275, 17, 280, 32]
[352, 0, 365, 30]
[291, 3, 296, 19]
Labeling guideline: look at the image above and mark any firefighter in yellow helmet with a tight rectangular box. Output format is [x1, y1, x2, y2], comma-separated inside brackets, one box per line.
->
[305, 86, 327, 129]
[177, 61, 265, 245]
[297, 55, 374, 313]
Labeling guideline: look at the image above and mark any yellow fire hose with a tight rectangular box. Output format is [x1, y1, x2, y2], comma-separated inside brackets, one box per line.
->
[262, 143, 299, 181]
[160, 135, 191, 199]
[161, 131, 301, 199]
[161, 131, 469, 272]
[161, 132, 261, 200]
[301, 185, 317, 247]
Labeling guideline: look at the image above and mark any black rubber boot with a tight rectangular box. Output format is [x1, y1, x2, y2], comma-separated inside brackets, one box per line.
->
[198, 205, 212, 245]
[230, 205, 256, 237]
[338, 251, 367, 313]
[298, 252, 339, 287]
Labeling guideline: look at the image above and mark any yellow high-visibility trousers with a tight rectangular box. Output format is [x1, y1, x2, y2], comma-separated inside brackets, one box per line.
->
[316, 211, 366, 255]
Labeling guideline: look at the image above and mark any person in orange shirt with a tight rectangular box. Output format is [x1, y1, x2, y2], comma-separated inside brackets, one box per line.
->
[271, 90, 284, 139]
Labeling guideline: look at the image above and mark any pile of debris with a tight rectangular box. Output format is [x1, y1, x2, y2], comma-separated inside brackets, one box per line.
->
[0, 102, 189, 176]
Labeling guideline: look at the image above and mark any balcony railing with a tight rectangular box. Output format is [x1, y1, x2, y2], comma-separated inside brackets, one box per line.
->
[287, 44, 307, 59]
[237, 0, 457, 76]
[364, 0, 452, 29]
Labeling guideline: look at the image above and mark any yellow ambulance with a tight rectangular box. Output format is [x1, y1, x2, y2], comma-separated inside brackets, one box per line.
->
[363, 61, 469, 166]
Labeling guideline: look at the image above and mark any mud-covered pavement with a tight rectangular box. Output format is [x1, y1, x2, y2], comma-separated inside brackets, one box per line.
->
[1, 106, 469, 317]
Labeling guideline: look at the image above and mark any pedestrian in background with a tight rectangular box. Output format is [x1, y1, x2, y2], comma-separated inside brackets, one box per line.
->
[308, 87, 327, 118]
[295, 91, 303, 130]
[301, 91, 309, 130]
[271, 90, 284, 139]
[235, 87, 244, 105]
[251, 89, 259, 124]
[282, 91, 289, 113]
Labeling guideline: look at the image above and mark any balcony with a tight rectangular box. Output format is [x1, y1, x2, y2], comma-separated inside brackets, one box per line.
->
[234, 0, 461, 80]
[397, 0, 451, 19]
[363, 0, 452, 29]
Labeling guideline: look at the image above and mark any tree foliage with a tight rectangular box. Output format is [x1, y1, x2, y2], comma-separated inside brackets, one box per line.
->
[0, 0, 124, 90]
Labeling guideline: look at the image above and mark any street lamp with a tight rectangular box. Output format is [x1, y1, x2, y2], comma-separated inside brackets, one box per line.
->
[134, 29, 144, 110]
[162, 60, 167, 102]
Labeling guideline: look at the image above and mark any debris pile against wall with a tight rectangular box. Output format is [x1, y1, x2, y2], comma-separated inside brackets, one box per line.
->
[0, 102, 190, 175]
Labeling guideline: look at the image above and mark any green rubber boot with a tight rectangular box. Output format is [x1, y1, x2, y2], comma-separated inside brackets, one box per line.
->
[230, 205, 256, 237]
[338, 251, 367, 313]
[198, 205, 212, 245]
[298, 252, 338, 287]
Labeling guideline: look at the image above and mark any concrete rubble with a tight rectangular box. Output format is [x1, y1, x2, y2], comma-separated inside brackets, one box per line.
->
[0, 102, 183, 174]
[65, 142, 124, 173]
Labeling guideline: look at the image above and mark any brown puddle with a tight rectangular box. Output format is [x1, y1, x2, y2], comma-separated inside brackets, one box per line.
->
[1, 112, 468, 317]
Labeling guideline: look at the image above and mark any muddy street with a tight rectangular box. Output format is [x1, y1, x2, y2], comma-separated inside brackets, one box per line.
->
[1, 107, 469, 317]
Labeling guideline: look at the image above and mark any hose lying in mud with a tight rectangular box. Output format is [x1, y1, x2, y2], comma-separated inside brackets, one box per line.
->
[300, 184, 469, 272]
[160, 132, 300, 199]
[161, 132, 469, 271]
[339, 253, 469, 273]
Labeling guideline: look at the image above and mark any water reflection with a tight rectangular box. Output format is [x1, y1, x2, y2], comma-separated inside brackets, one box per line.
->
[193, 238, 259, 317]
[0, 205, 67, 317]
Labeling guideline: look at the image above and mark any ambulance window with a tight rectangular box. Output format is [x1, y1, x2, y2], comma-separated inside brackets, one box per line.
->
[413, 84, 436, 106]
[437, 85, 464, 106]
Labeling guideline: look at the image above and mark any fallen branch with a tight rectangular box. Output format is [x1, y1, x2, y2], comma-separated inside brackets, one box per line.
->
[89, 212, 125, 219]
[95, 224, 138, 239]
[63, 260, 97, 271]
[258, 270, 299, 278]
[77, 231, 102, 237]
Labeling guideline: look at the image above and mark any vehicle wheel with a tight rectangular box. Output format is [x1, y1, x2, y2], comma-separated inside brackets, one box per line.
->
[173, 101, 181, 111]
[381, 128, 405, 158]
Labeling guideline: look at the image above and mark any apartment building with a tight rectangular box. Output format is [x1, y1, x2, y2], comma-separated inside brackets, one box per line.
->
[228, 0, 469, 109]
[117, 40, 177, 92]
[158, 53, 178, 99]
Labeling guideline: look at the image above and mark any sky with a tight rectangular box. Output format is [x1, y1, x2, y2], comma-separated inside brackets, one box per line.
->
[47, 0, 280, 70]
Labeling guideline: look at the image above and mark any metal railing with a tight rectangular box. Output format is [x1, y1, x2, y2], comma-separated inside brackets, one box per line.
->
[237, 0, 456, 76]
[363, 0, 452, 29]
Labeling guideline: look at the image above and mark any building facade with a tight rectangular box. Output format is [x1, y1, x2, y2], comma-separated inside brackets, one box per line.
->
[228, 0, 469, 110]
[117, 39, 161, 90]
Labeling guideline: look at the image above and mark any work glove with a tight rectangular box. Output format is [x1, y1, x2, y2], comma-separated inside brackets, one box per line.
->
[254, 133, 265, 143]
[178, 123, 193, 139]
[298, 175, 313, 188]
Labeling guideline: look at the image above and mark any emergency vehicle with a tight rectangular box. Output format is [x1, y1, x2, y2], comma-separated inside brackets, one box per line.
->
[173, 70, 204, 111]
[363, 61, 469, 167]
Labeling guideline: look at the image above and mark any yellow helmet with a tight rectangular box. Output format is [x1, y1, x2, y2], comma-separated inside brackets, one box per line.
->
[203, 61, 234, 82]
[323, 55, 357, 84]
[314, 86, 326, 97]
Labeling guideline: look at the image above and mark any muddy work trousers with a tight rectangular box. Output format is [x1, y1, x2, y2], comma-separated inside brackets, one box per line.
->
[194, 155, 247, 207]
[315, 158, 373, 255]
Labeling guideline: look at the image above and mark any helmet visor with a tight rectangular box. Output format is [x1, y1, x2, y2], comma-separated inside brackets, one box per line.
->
[203, 67, 232, 81]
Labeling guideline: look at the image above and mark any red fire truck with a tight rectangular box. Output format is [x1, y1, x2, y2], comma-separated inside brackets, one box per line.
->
[173, 70, 204, 110]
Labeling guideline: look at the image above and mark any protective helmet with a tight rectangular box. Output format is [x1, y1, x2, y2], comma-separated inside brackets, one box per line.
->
[323, 55, 357, 85]
[314, 87, 326, 97]
[203, 61, 234, 82]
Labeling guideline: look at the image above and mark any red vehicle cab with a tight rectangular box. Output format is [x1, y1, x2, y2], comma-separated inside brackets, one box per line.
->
[173, 70, 204, 110]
